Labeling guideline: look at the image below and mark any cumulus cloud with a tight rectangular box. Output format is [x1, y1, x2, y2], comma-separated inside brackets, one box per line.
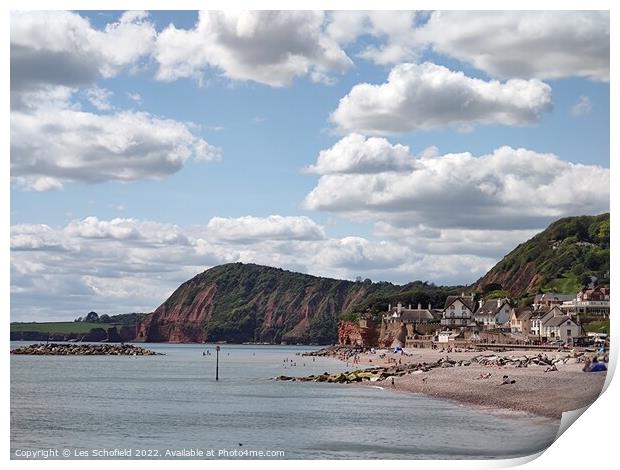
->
[304, 143, 610, 230]
[330, 62, 552, 134]
[11, 107, 220, 191]
[10, 10, 156, 108]
[305, 134, 415, 175]
[205, 216, 325, 242]
[11, 11, 220, 191]
[373, 223, 539, 259]
[10, 215, 500, 321]
[415, 11, 609, 81]
[153, 11, 352, 86]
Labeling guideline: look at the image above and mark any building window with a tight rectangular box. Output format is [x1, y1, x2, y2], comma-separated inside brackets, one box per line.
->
[450, 305, 455, 310]
[567, 329, 572, 336]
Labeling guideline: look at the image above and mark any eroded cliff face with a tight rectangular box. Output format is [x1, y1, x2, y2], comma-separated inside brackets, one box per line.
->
[136, 263, 378, 344]
[475, 261, 541, 297]
[337, 321, 380, 347]
[136, 284, 217, 343]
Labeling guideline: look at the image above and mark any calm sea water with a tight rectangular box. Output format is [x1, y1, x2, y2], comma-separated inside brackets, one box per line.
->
[11, 342, 559, 459]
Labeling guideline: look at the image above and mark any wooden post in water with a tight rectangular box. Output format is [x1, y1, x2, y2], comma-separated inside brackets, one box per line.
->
[215, 345, 220, 381]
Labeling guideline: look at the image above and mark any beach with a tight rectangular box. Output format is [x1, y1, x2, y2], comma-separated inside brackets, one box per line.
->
[336, 348, 607, 419]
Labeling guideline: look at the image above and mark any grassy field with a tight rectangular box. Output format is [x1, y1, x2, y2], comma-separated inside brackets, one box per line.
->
[10, 322, 116, 334]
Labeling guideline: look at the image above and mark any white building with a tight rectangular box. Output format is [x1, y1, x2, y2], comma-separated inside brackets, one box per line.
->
[530, 306, 563, 337]
[540, 315, 581, 343]
[441, 294, 477, 328]
[474, 299, 512, 329]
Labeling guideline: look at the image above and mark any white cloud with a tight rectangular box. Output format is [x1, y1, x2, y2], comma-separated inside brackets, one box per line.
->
[327, 11, 421, 65]
[11, 11, 220, 191]
[415, 11, 609, 81]
[153, 11, 352, 87]
[373, 223, 539, 259]
[304, 143, 610, 230]
[206, 216, 326, 242]
[571, 96, 593, 117]
[85, 86, 114, 111]
[305, 134, 415, 175]
[330, 62, 552, 134]
[127, 92, 142, 104]
[11, 107, 221, 191]
[10, 10, 156, 108]
[10, 215, 499, 321]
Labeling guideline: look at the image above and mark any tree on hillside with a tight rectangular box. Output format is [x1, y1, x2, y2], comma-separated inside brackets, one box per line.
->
[84, 311, 99, 322]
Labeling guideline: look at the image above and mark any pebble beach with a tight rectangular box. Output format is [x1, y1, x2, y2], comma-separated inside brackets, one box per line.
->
[334, 348, 607, 419]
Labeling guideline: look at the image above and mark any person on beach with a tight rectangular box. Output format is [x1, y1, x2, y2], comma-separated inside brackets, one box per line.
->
[584, 357, 607, 372]
[391, 377, 395, 387]
[500, 375, 516, 385]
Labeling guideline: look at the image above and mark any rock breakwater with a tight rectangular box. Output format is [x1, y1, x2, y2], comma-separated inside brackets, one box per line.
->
[10, 343, 162, 356]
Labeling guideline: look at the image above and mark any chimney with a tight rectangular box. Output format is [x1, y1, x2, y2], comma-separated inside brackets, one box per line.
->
[497, 299, 501, 308]
[428, 302, 431, 310]
[409, 304, 412, 310]
[388, 303, 391, 311]
[479, 299, 483, 309]
[397, 302, 402, 313]
[461, 291, 465, 297]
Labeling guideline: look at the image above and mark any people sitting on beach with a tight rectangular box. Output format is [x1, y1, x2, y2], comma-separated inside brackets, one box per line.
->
[500, 375, 516, 385]
[475, 372, 492, 380]
[583, 357, 607, 372]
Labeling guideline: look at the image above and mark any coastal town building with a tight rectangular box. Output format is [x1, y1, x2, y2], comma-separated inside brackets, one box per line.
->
[560, 287, 610, 317]
[440, 294, 477, 328]
[340, 288, 600, 349]
[380, 302, 442, 348]
[533, 293, 574, 309]
[510, 307, 532, 333]
[473, 299, 512, 329]
[540, 315, 581, 343]
[529, 306, 563, 337]
[384, 302, 441, 324]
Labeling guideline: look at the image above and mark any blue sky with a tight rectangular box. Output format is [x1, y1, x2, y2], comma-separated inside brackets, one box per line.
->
[10, 11, 610, 320]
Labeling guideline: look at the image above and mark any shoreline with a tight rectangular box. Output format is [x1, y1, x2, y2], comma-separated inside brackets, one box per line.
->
[327, 347, 607, 419]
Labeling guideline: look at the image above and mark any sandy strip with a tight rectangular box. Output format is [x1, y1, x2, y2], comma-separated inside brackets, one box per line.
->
[339, 348, 607, 419]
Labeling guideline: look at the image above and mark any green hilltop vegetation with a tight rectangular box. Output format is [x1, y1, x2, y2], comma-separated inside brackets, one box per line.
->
[476, 213, 609, 298]
[161, 263, 463, 344]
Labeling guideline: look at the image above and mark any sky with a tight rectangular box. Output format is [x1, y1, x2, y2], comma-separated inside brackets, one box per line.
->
[9, 10, 610, 321]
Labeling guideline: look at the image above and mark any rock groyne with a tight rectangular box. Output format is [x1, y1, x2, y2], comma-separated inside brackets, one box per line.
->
[10, 343, 162, 356]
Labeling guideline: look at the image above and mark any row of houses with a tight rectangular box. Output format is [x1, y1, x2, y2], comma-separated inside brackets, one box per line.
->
[380, 287, 609, 347]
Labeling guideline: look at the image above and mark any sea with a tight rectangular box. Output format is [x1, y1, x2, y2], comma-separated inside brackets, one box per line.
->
[10, 342, 559, 460]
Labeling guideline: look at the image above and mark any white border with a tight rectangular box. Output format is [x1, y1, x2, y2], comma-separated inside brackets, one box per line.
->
[3, 1, 617, 469]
